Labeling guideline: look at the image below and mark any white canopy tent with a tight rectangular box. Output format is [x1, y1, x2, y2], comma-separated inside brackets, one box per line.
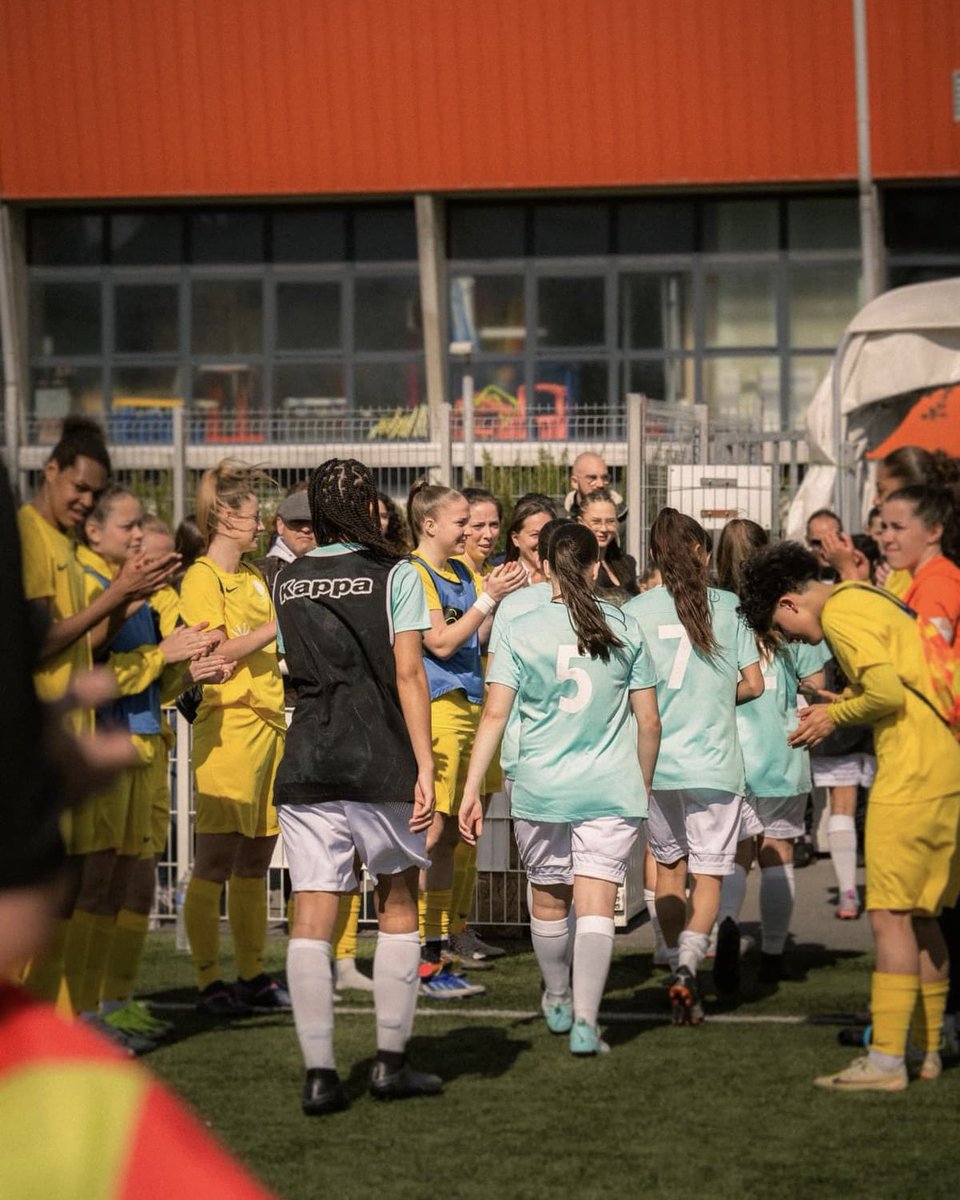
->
[785, 277, 960, 539]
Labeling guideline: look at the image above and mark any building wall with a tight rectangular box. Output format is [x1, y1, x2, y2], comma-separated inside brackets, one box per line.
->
[1, 0, 957, 201]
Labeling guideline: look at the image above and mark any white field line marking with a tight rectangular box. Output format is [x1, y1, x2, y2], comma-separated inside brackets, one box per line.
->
[149, 1002, 850, 1026]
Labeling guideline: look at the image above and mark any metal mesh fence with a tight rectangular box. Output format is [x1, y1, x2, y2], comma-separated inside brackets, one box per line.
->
[16, 396, 828, 929]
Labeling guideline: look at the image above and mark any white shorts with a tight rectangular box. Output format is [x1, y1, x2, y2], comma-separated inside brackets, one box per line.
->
[749, 793, 807, 841]
[278, 801, 429, 892]
[648, 789, 743, 876]
[513, 816, 642, 887]
[811, 754, 876, 789]
[738, 798, 764, 841]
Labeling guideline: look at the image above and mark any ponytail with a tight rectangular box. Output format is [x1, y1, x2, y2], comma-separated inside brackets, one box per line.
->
[548, 524, 624, 662]
[407, 479, 462, 544]
[649, 508, 718, 657]
[195, 458, 273, 550]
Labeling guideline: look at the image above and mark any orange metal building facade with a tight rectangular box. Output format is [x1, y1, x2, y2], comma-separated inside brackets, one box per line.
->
[0, 0, 957, 202]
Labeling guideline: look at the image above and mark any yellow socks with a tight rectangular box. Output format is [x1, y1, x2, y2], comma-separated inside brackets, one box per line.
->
[23, 918, 69, 1004]
[80, 913, 116, 1014]
[450, 842, 478, 936]
[869, 971, 920, 1058]
[911, 978, 950, 1053]
[184, 876, 224, 990]
[333, 894, 361, 961]
[101, 910, 150, 1004]
[228, 875, 267, 982]
[421, 888, 452, 946]
[62, 910, 97, 1016]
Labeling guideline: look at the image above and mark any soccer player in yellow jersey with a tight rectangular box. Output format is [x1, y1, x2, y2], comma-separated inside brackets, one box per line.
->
[179, 460, 289, 1015]
[18, 417, 179, 1007]
[740, 542, 960, 1092]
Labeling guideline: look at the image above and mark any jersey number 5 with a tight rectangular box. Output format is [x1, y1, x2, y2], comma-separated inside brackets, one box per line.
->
[658, 624, 692, 690]
[556, 645, 592, 713]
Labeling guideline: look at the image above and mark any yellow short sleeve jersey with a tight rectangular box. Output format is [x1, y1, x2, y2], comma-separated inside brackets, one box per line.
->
[18, 503, 92, 732]
[179, 556, 284, 729]
[884, 568, 911, 600]
[822, 582, 960, 806]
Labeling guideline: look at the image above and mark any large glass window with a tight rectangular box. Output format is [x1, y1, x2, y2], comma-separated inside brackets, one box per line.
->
[111, 213, 183, 264]
[32, 366, 104, 431]
[789, 355, 832, 428]
[885, 188, 960, 254]
[273, 208, 347, 263]
[788, 264, 861, 347]
[535, 361, 607, 410]
[30, 282, 101, 356]
[617, 200, 696, 255]
[619, 272, 693, 351]
[537, 277, 605, 348]
[274, 363, 347, 417]
[191, 280, 263, 355]
[192, 366, 262, 429]
[353, 361, 425, 409]
[450, 275, 525, 352]
[705, 268, 777, 348]
[276, 282, 341, 351]
[627, 358, 693, 405]
[112, 365, 182, 403]
[449, 204, 526, 259]
[703, 356, 780, 430]
[703, 200, 779, 252]
[29, 213, 103, 266]
[115, 283, 179, 354]
[788, 197, 859, 251]
[191, 211, 266, 264]
[353, 205, 417, 261]
[354, 277, 422, 351]
[533, 203, 609, 257]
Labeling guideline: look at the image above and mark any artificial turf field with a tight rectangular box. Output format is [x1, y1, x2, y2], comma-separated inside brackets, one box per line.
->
[137, 931, 958, 1200]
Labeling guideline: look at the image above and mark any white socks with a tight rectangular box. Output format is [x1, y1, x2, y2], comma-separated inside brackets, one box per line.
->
[828, 814, 858, 897]
[759, 863, 795, 954]
[572, 915, 615, 1027]
[718, 863, 748, 927]
[644, 888, 669, 962]
[677, 930, 711, 976]
[373, 930, 421, 1055]
[530, 915, 572, 999]
[335, 956, 375, 992]
[287, 938, 335, 1070]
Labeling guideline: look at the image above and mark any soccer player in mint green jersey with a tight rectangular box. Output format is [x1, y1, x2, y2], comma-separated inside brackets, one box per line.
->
[712, 518, 830, 993]
[623, 509, 763, 1024]
[461, 524, 661, 1056]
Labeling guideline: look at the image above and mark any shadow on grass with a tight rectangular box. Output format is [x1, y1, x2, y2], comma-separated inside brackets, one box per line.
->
[707, 940, 871, 1013]
[342, 1022, 533, 1097]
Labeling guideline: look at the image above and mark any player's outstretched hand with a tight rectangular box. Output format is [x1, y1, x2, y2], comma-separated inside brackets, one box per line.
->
[409, 769, 435, 832]
[185, 654, 236, 686]
[788, 704, 836, 749]
[160, 622, 218, 664]
[47, 668, 139, 804]
[116, 549, 181, 598]
[458, 789, 483, 845]
[484, 561, 527, 602]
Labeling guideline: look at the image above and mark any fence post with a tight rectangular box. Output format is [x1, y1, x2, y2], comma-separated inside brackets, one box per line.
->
[694, 404, 709, 465]
[172, 404, 186, 527]
[438, 401, 452, 485]
[625, 392, 643, 569]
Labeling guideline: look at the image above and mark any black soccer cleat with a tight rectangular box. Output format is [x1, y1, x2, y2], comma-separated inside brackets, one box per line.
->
[758, 952, 783, 985]
[669, 966, 705, 1025]
[301, 1068, 349, 1116]
[369, 1059, 444, 1101]
[712, 917, 741, 997]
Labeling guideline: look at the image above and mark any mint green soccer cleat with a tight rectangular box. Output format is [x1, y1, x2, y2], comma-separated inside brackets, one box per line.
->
[569, 1018, 610, 1056]
[541, 993, 574, 1034]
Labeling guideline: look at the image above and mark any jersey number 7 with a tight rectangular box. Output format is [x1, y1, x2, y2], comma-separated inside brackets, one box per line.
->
[658, 624, 692, 690]
[556, 645, 592, 713]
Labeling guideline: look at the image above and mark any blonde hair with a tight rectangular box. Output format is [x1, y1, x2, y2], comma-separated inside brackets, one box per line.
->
[195, 459, 274, 549]
[407, 479, 463, 543]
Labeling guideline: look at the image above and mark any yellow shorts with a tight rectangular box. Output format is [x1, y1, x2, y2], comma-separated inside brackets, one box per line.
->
[432, 691, 481, 817]
[148, 740, 171, 856]
[70, 735, 165, 857]
[865, 793, 960, 916]
[193, 706, 285, 838]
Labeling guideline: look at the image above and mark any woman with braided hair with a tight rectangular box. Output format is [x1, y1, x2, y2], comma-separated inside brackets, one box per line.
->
[273, 458, 441, 1113]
